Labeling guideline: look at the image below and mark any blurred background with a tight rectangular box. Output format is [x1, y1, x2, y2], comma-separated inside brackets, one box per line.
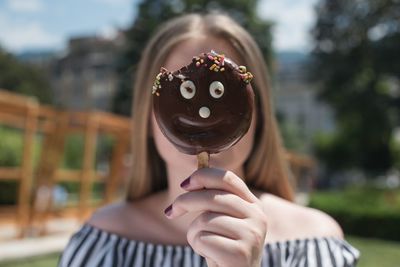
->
[0, 0, 399, 266]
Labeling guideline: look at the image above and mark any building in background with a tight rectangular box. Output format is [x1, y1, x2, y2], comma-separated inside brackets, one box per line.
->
[273, 52, 335, 152]
[50, 32, 125, 111]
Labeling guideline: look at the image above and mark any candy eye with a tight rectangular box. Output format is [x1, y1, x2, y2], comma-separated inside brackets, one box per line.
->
[180, 80, 196, 99]
[209, 81, 224, 98]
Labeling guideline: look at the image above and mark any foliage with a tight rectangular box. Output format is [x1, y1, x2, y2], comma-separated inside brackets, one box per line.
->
[112, 0, 273, 115]
[309, 187, 400, 241]
[310, 0, 400, 176]
[276, 112, 307, 153]
[0, 126, 42, 167]
[0, 181, 17, 205]
[0, 48, 52, 104]
[0, 126, 23, 167]
[61, 134, 84, 170]
[390, 135, 400, 169]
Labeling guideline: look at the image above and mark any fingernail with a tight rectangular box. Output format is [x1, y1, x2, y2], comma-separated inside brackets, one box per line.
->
[164, 204, 173, 217]
[180, 176, 191, 189]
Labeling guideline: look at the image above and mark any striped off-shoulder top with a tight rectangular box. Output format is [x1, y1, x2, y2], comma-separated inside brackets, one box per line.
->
[58, 224, 360, 267]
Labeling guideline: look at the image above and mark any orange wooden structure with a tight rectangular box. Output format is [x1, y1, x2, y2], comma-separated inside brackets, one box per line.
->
[0, 90, 39, 236]
[32, 110, 132, 234]
[0, 89, 131, 237]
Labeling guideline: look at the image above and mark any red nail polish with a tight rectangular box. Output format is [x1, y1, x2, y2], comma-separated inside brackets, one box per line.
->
[180, 176, 191, 188]
[164, 204, 173, 217]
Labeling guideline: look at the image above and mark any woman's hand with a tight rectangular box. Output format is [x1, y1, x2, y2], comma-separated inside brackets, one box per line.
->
[164, 168, 268, 267]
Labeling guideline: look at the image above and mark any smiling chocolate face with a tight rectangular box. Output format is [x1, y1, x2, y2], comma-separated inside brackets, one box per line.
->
[152, 51, 254, 155]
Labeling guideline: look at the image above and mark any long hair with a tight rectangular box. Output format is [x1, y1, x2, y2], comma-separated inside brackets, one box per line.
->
[126, 13, 294, 201]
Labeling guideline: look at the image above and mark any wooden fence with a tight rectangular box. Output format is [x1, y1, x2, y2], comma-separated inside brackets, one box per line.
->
[0, 89, 131, 237]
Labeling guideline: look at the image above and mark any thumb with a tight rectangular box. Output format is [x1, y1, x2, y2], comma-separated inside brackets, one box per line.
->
[206, 258, 218, 267]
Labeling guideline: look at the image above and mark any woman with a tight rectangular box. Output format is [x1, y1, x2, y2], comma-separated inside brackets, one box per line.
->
[58, 13, 359, 267]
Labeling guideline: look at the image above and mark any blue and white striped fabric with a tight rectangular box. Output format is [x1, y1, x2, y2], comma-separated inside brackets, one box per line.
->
[58, 224, 360, 267]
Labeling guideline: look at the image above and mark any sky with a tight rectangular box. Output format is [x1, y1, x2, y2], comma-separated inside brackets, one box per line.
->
[0, 0, 319, 53]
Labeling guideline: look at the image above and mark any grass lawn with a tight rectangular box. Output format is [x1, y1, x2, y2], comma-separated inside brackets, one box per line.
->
[0, 253, 60, 267]
[0, 236, 399, 266]
[347, 236, 400, 267]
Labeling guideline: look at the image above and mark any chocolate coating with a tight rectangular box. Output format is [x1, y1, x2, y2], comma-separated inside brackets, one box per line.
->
[152, 51, 254, 155]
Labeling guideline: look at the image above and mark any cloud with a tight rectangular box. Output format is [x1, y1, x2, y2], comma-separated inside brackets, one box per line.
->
[6, 0, 44, 13]
[99, 25, 119, 39]
[0, 13, 62, 52]
[257, 0, 318, 51]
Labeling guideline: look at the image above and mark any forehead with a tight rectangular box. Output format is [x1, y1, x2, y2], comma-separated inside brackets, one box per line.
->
[164, 36, 242, 71]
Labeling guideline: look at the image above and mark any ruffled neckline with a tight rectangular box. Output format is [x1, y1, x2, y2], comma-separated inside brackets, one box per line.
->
[82, 223, 349, 250]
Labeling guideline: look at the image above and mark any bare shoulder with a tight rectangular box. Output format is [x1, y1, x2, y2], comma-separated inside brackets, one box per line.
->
[255, 191, 344, 242]
[87, 201, 139, 234]
[86, 193, 179, 244]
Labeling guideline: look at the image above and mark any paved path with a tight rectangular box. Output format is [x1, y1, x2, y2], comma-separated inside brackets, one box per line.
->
[0, 219, 80, 263]
[0, 233, 71, 262]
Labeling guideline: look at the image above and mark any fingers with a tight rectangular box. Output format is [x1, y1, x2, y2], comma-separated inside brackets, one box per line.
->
[165, 189, 254, 219]
[190, 231, 244, 267]
[187, 211, 267, 250]
[187, 211, 245, 241]
[180, 168, 259, 203]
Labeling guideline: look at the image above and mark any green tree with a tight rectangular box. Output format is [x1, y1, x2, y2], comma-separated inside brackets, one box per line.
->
[310, 0, 400, 176]
[0, 47, 52, 103]
[112, 0, 273, 115]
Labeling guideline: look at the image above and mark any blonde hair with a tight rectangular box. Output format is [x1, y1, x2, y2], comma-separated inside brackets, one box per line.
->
[127, 13, 294, 201]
